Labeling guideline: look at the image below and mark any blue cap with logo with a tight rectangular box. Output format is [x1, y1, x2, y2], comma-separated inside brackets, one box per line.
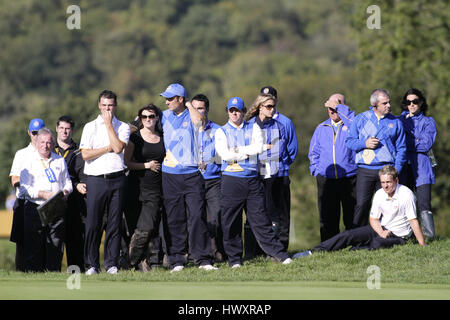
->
[29, 118, 45, 132]
[160, 83, 187, 98]
[227, 97, 245, 110]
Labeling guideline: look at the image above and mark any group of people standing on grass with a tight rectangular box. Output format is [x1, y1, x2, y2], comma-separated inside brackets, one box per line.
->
[8, 84, 436, 273]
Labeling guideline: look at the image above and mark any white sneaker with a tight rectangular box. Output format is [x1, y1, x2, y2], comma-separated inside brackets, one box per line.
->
[85, 267, 98, 275]
[170, 265, 184, 273]
[199, 264, 218, 271]
[107, 266, 118, 274]
[282, 258, 293, 265]
[231, 264, 241, 269]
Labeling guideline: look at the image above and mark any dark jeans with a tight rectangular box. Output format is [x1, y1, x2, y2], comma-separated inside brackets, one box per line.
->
[353, 167, 381, 228]
[221, 175, 288, 266]
[313, 225, 407, 252]
[23, 201, 65, 272]
[85, 174, 126, 270]
[162, 171, 211, 268]
[316, 174, 356, 241]
[129, 192, 163, 267]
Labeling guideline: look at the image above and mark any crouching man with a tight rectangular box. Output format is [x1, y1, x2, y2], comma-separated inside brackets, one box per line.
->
[294, 165, 425, 258]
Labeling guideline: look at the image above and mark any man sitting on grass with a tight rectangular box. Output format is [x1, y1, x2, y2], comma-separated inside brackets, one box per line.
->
[294, 165, 426, 258]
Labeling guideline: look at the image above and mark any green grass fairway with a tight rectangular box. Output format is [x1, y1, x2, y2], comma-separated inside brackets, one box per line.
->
[1, 279, 449, 300]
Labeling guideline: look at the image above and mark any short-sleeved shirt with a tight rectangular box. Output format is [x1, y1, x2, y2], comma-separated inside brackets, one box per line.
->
[79, 115, 130, 175]
[10, 143, 35, 198]
[18, 150, 73, 205]
[369, 184, 417, 238]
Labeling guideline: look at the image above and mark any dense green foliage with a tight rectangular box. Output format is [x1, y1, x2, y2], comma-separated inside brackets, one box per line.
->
[0, 0, 448, 247]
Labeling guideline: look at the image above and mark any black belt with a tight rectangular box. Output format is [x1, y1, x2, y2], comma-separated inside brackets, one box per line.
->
[92, 170, 125, 179]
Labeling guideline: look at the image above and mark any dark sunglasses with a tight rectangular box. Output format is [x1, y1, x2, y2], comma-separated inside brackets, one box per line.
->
[140, 114, 156, 120]
[406, 99, 420, 105]
[262, 105, 275, 109]
[31, 131, 38, 136]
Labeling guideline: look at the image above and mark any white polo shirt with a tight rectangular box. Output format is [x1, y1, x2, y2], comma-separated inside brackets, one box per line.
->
[18, 150, 73, 205]
[79, 115, 130, 175]
[369, 184, 417, 238]
[9, 143, 35, 197]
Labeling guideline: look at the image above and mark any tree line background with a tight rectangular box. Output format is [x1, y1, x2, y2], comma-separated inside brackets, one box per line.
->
[0, 0, 448, 248]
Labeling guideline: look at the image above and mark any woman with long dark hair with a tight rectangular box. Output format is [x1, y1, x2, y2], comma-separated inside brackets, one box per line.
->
[399, 88, 437, 238]
[124, 103, 166, 270]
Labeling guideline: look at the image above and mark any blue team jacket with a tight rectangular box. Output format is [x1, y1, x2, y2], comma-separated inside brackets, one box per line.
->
[272, 112, 298, 177]
[345, 107, 407, 173]
[309, 104, 357, 179]
[399, 111, 436, 186]
[199, 120, 221, 180]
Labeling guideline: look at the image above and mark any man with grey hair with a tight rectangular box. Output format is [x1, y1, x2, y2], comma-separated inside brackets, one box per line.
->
[346, 89, 406, 228]
[19, 128, 73, 272]
[308, 93, 357, 241]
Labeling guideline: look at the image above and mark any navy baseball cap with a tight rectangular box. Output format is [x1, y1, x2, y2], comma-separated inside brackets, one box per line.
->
[29, 118, 45, 132]
[260, 86, 278, 99]
[227, 97, 245, 111]
[160, 83, 187, 98]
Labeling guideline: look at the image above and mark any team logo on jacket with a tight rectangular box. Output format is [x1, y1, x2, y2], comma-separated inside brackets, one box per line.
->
[342, 126, 348, 131]
[388, 123, 394, 128]
[183, 121, 188, 127]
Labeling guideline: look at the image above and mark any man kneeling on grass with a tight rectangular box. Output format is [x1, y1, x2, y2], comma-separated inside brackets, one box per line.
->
[294, 165, 426, 258]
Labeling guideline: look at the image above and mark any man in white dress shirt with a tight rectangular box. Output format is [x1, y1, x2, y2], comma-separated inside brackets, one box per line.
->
[9, 118, 45, 271]
[80, 90, 130, 275]
[19, 128, 72, 272]
[293, 165, 426, 258]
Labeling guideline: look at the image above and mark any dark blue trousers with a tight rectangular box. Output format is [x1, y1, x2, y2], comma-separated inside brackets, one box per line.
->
[353, 167, 381, 228]
[221, 175, 288, 266]
[316, 174, 356, 241]
[23, 201, 65, 272]
[204, 177, 226, 259]
[313, 225, 407, 252]
[162, 171, 211, 268]
[85, 174, 126, 270]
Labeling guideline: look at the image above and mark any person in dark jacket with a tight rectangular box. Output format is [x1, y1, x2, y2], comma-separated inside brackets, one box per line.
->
[399, 88, 437, 238]
[309, 94, 357, 241]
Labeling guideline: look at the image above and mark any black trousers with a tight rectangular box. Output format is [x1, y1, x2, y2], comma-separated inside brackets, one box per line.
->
[313, 225, 407, 252]
[264, 176, 291, 250]
[353, 167, 381, 228]
[221, 175, 288, 266]
[316, 175, 356, 241]
[204, 177, 226, 259]
[162, 171, 211, 268]
[85, 174, 126, 270]
[65, 192, 86, 272]
[23, 201, 65, 272]
[244, 176, 291, 258]
[10, 198, 25, 271]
